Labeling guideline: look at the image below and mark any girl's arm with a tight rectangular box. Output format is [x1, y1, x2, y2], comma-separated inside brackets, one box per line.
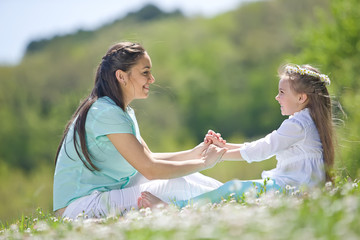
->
[204, 130, 244, 161]
[206, 135, 244, 161]
[222, 119, 305, 162]
[220, 149, 244, 161]
[108, 133, 226, 180]
[205, 130, 244, 150]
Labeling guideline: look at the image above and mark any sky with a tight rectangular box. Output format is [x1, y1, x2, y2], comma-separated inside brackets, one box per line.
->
[0, 0, 247, 65]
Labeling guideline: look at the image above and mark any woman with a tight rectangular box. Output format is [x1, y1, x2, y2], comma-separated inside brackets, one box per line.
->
[53, 42, 226, 219]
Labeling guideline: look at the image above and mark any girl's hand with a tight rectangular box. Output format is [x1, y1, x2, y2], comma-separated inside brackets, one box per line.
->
[204, 130, 226, 147]
[202, 144, 227, 169]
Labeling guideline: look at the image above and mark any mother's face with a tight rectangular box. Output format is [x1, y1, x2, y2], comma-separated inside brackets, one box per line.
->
[117, 52, 155, 105]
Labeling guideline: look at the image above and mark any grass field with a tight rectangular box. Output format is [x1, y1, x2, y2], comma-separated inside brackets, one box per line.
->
[1, 177, 359, 240]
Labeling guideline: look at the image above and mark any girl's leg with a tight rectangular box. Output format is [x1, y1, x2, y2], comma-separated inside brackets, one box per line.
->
[174, 179, 281, 208]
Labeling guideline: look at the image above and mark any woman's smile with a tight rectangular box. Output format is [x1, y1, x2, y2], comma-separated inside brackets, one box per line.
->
[122, 52, 155, 105]
[143, 85, 150, 92]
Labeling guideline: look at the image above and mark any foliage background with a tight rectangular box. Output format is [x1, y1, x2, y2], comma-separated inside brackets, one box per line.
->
[0, 0, 359, 223]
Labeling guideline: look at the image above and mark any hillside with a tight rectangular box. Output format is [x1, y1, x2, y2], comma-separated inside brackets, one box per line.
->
[0, 0, 330, 170]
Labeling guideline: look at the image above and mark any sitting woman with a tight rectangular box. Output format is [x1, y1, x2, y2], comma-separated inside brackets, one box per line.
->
[53, 42, 227, 219]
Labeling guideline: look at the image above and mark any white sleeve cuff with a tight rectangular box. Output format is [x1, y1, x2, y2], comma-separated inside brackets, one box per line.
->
[240, 147, 252, 163]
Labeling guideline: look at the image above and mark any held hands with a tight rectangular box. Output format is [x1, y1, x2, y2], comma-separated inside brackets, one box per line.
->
[202, 144, 227, 169]
[192, 130, 227, 158]
[204, 130, 227, 147]
[190, 130, 228, 170]
[201, 130, 228, 169]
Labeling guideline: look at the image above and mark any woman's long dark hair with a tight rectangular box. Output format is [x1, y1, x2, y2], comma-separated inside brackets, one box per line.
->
[55, 42, 145, 171]
[279, 64, 334, 181]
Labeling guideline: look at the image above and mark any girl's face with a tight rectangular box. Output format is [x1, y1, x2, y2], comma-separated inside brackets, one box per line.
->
[122, 52, 155, 105]
[275, 78, 304, 116]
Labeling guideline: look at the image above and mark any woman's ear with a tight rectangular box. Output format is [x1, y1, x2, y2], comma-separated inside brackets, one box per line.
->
[298, 93, 308, 104]
[115, 69, 127, 86]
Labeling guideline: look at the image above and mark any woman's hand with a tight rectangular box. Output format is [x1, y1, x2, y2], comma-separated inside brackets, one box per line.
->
[202, 144, 227, 169]
[190, 141, 212, 159]
[204, 130, 226, 147]
[188, 130, 226, 160]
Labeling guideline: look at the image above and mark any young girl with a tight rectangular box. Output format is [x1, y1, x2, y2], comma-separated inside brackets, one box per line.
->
[138, 64, 335, 208]
[53, 42, 226, 219]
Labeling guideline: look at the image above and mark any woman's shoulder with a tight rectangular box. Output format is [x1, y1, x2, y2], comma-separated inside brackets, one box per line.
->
[93, 96, 118, 108]
[91, 97, 127, 113]
[88, 97, 130, 121]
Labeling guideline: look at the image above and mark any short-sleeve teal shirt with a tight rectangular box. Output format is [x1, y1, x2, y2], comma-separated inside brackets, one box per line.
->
[53, 97, 140, 211]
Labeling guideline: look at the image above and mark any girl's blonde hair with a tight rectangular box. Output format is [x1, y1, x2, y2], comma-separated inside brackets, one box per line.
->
[278, 64, 334, 181]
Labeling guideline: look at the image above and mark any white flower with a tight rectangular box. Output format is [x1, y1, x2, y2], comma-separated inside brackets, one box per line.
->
[285, 65, 331, 85]
[325, 181, 332, 188]
[229, 181, 242, 192]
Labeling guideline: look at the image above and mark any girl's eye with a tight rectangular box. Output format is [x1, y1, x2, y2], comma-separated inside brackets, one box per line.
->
[143, 71, 150, 75]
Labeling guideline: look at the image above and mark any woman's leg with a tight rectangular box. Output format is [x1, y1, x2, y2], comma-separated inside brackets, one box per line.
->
[62, 186, 142, 219]
[62, 191, 109, 219]
[62, 174, 223, 219]
[137, 173, 223, 204]
[126, 171, 150, 187]
[182, 172, 223, 188]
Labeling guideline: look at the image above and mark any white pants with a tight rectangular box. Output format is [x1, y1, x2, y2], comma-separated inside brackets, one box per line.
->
[63, 172, 222, 219]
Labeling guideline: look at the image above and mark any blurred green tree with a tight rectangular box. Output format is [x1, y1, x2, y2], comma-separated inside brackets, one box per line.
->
[295, 0, 360, 177]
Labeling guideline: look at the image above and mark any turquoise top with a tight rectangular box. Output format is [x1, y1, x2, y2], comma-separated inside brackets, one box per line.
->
[53, 97, 140, 211]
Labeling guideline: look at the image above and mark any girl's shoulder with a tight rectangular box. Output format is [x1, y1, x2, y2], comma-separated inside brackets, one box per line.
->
[290, 108, 314, 128]
[277, 109, 316, 138]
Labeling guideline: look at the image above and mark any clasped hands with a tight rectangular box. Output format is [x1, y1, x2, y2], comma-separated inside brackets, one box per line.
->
[197, 130, 228, 169]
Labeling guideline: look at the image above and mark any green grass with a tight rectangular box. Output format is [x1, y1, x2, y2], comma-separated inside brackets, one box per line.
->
[1, 177, 359, 240]
[0, 163, 53, 224]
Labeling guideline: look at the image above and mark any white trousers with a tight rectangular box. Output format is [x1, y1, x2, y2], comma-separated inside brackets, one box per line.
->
[62, 172, 222, 219]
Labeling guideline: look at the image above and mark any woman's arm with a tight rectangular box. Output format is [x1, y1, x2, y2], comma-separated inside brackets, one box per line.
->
[108, 133, 226, 180]
[152, 143, 210, 161]
[140, 137, 206, 161]
[141, 137, 212, 161]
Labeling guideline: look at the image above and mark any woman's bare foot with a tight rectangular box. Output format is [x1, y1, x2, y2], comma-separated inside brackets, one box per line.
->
[137, 191, 168, 209]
